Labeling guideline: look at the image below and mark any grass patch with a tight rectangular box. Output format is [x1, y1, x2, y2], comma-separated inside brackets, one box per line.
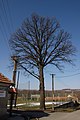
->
[55, 108, 75, 112]
[15, 103, 57, 111]
[15, 104, 40, 110]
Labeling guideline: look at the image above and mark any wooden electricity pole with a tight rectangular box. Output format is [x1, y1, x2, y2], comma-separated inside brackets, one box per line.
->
[9, 56, 18, 116]
[12, 56, 18, 85]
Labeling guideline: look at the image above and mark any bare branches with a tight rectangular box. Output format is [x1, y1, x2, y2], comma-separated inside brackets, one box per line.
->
[19, 64, 39, 80]
[9, 13, 76, 77]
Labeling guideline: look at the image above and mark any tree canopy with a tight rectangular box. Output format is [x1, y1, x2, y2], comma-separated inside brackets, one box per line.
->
[9, 14, 76, 109]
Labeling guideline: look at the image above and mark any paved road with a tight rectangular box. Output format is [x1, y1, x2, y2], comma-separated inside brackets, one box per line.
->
[40, 110, 80, 120]
[7, 110, 80, 120]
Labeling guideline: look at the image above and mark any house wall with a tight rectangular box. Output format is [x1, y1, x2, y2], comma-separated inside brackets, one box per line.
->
[0, 84, 8, 116]
[0, 97, 7, 116]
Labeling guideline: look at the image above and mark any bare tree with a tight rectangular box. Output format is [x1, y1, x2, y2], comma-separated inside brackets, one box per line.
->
[9, 14, 75, 110]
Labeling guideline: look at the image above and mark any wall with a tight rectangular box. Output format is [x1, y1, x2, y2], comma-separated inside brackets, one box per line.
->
[0, 85, 8, 116]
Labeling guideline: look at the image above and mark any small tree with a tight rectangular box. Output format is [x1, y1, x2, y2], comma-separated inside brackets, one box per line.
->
[9, 14, 75, 110]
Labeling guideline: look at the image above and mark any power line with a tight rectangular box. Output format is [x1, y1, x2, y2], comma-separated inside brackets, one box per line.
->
[45, 66, 80, 75]
[0, 2, 8, 39]
[56, 72, 80, 78]
[0, 15, 8, 39]
[62, 67, 80, 73]
[6, 0, 14, 31]
[0, 13, 10, 51]
[0, 16, 11, 55]
[1, 0, 12, 34]
[56, 79, 70, 88]
[0, 0, 12, 55]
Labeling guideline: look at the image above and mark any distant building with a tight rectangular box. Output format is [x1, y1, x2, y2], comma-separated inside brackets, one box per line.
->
[45, 96, 67, 102]
[0, 73, 12, 116]
[45, 95, 78, 102]
[31, 94, 40, 101]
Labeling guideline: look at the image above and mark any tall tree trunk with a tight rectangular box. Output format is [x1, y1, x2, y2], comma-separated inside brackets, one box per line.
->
[39, 65, 45, 110]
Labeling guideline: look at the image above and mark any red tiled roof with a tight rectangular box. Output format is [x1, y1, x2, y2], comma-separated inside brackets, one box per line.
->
[0, 73, 12, 84]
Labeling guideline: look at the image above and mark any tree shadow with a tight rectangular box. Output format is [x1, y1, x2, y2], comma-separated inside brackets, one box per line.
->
[21, 110, 50, 119]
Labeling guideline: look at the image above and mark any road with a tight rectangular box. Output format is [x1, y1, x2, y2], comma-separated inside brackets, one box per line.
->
[7, 110, 80, 120]
[7, 102, 80, 120]
[39, 110, 80, 120]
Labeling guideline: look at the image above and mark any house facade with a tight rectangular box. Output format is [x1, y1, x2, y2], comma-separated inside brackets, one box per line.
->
[0, 73, 12, 116]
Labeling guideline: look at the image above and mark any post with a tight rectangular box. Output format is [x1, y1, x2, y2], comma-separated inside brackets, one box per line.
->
[12, 56, 18, 85]
[9, 56, 18, 116]
[51, 74, 55, 111]
[28, 80, 30, 100]
[15, 71, 20, 107]
[9, 93, 14, 116]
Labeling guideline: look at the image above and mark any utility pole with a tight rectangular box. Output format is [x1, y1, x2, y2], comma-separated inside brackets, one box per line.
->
[15, 71, 20, 107]
[50, 74, 55, 111]
[28, 80, 30, 100]
[9, 56, 18, 116]
[16, 71, 20, 91]
[12, 56, 18, 85]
